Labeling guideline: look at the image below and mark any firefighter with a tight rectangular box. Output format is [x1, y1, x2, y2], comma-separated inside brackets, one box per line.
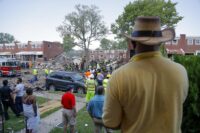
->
[85, 74, 96, 104]
[103, 74, 111, 92]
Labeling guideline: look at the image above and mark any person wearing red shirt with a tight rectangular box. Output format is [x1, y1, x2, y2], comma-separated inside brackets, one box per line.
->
[61, 88, 77, 133]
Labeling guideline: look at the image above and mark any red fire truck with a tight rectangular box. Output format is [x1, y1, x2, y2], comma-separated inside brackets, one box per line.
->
[0, 58, 21, 77]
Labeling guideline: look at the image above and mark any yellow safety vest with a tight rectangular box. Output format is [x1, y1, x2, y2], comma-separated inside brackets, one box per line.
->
[33, 69, 38, 75]
[86, 79, 96, 91]
[103, 79, 109, 90]
[44, 69, 49, 74]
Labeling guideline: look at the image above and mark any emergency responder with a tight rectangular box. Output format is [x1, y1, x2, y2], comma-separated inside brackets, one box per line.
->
[85, 69, 91, 79]
[103, 74, 111, 92]
[44, 67, 49, 77]
[32, 67, 38, 82]
[85, 74, 96, 104]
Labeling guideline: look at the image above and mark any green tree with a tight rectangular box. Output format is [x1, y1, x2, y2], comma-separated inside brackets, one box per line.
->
[111, 0, 183, 36]
[57, 4, 108, 67]
[62, 35, 75, 53]
[0, 32, 15, 44]
[112, 39, 127, 50]
[100, 38, 112, 50]
[100, 38, 127, 50]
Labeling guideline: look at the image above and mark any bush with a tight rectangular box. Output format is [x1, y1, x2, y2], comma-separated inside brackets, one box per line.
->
[174, 55, 200, 133]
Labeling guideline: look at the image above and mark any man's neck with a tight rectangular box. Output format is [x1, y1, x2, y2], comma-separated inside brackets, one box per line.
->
[135, 44, 160, 55]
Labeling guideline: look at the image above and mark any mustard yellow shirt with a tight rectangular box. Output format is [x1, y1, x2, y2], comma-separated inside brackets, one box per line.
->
[103, 51, 188, 133]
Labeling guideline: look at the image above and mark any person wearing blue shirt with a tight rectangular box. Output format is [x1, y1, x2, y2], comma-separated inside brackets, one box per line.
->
[87, 86, 112, 133]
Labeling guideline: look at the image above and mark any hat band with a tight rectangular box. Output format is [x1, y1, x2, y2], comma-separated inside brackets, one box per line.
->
[132, 31, 162, 37]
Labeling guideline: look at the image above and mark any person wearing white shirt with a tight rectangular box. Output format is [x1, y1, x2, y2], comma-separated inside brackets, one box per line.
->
[14, 78, 25, 113]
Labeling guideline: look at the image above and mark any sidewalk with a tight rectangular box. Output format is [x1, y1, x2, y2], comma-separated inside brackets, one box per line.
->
[17, 92, 86, 133]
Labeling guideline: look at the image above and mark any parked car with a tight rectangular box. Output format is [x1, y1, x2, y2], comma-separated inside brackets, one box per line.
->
[46, 71, 86, 94]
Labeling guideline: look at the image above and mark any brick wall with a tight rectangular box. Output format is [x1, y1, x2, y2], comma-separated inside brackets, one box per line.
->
[43, 41, 64, 60]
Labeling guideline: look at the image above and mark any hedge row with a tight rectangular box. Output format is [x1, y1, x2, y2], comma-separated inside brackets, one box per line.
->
[174, 55, 200, 133]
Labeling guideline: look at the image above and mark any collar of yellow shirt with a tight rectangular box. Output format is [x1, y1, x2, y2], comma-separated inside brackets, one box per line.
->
[130, 51, 162, 62]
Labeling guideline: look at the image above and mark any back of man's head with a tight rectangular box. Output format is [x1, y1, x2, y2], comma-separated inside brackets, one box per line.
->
[26, 88, 33, 95]
[17, 78, 22, 83]
[96, 86, 104, 95]
[3, 80, 8, 86]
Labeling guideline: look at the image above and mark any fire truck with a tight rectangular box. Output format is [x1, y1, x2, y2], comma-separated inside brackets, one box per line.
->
[0, 58, 21, 77]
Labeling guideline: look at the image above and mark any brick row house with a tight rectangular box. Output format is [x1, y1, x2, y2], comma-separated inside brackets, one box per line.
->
[0, 41, 64, 61]
[89, 49, 127, 62]
[165, 34, 200, 55]
[126, 34, 200, 59]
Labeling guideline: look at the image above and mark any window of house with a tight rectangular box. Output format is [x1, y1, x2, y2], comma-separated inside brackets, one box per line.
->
[187, 39, 193, 45]
[48, 44, 51, 48]
[38, 55, 43, 58]
[195, 39, 200, 45]
[32, 44, 35, 48]
[172, 39, 178, 45]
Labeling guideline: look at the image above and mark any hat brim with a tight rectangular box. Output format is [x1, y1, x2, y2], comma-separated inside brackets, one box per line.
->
[124, 28, 175, 45]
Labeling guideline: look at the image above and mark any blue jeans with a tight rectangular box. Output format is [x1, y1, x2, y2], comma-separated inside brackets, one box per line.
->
[15, 96, 23, 113]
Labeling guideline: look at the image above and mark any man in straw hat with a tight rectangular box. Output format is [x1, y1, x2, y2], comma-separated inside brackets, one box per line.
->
[103, 16, 188, 133]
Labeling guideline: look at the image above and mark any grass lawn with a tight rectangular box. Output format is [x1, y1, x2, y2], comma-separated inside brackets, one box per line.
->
[3, 96, 54, 132]
[40, 106, 61, 118]
[50, 107, 121, 133]
[37, 96, 49, 105]
[48, 90, 65, 95]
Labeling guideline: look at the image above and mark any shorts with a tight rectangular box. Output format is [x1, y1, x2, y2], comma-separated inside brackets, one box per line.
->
[62, 108, 76, 126]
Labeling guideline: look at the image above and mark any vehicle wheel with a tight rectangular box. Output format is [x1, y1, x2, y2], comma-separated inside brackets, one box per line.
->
[49, 85, 56, 91]
[77, 87, 84, 94]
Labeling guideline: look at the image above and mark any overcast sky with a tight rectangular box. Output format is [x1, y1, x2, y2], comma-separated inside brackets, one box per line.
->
[0, 0, 200, 48]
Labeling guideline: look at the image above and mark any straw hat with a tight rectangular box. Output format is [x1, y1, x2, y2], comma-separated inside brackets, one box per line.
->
[124, 16, 175, 45]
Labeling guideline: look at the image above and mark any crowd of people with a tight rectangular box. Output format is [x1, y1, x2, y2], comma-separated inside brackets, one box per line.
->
[0, 78, 40, 133]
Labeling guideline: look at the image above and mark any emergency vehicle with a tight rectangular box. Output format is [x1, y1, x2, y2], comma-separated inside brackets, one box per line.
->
[0, 58, 21, 76]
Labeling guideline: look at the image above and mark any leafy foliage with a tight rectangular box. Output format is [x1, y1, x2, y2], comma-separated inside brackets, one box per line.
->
[100, 38, 127, 50]
[0, 32, 15, 44]
[111, 0, 183, 37]
[62, 35, 75, 53]
[100, 38, 112, 50]
[174, 55, 200, 133]
[57, 4, 108, 50]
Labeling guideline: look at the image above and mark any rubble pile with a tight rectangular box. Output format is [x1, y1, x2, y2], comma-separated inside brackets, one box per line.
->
[0, 53, 76, 91]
